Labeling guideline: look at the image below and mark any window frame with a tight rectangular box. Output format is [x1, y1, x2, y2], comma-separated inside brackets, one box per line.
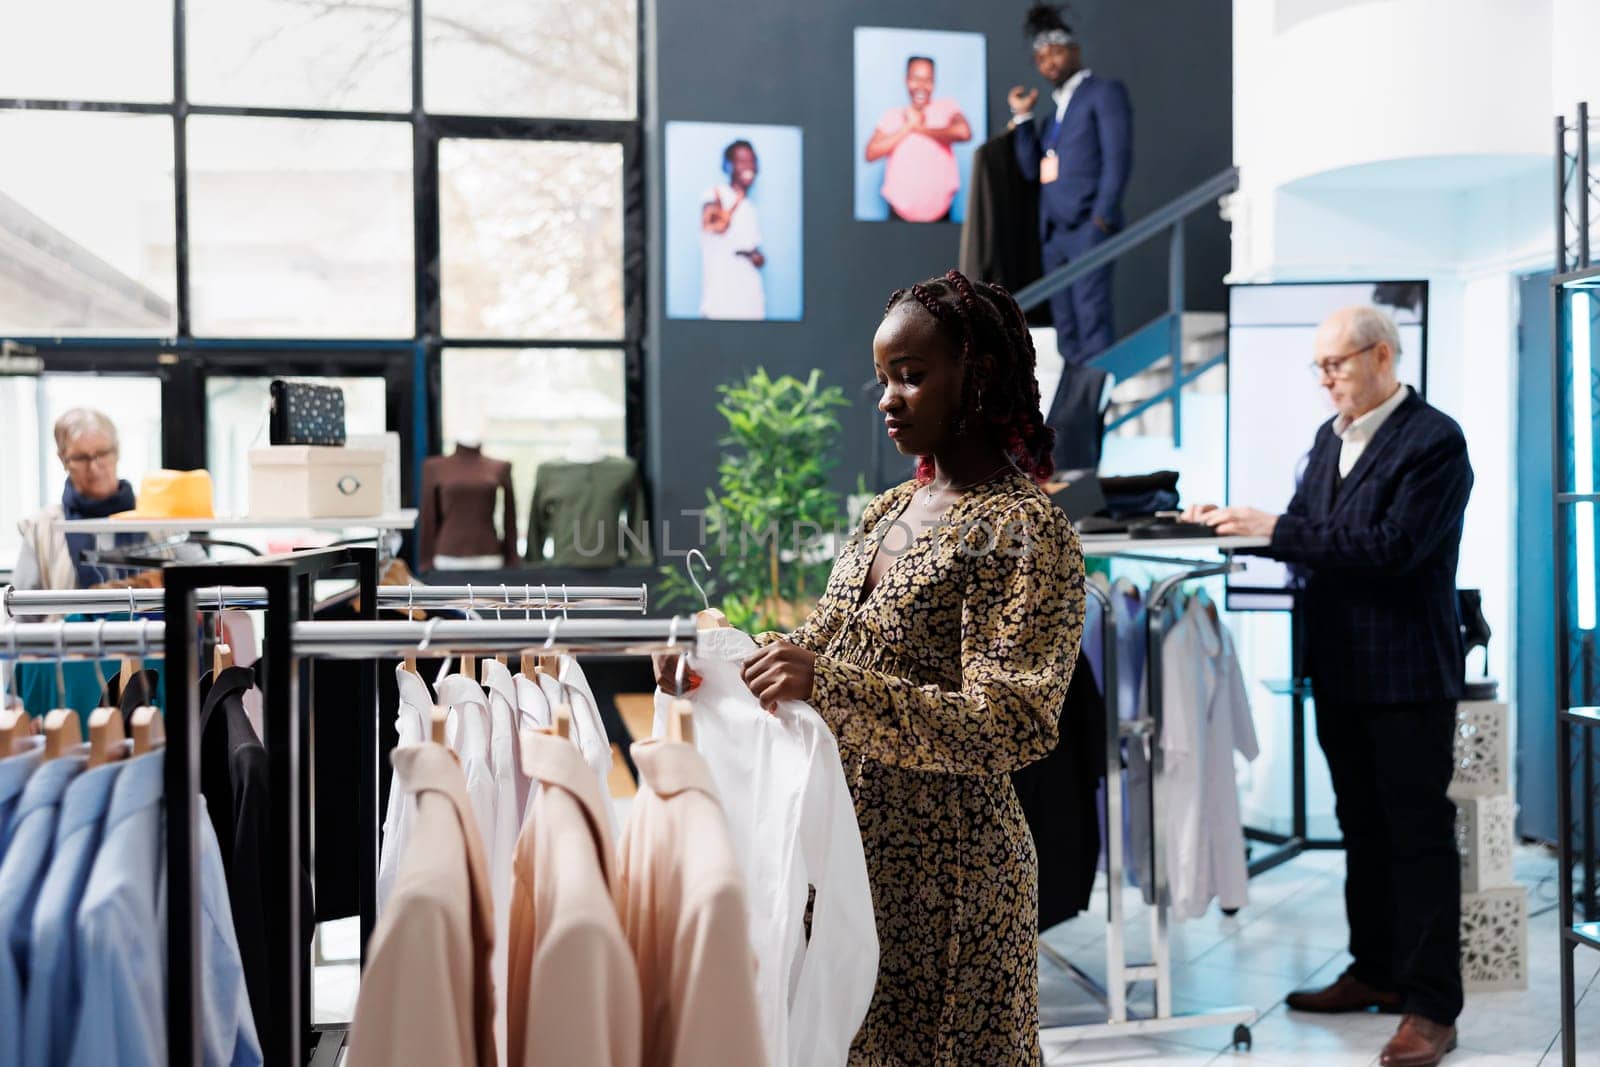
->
[0, 0, 648, 531]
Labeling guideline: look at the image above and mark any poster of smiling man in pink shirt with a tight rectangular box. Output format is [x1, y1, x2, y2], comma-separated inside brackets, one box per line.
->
[855, 28, 987, 225]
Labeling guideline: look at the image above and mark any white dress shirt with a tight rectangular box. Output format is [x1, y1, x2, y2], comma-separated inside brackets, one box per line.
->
[1052, 68, 1092, 123]
[652, 627, 877, 1067]
[377, 665, 433, 915]
[480, 660, 526, 1067]
[1334, 383, 1409, 478]
[1157, 602, 1259, 921]
[535, 659, 620, 838]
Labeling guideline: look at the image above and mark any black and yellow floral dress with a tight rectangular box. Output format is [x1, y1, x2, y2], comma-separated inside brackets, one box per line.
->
[758, 469, 1084, 1066]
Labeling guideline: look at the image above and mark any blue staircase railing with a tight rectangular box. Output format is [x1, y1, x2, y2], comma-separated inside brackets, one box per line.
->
[1015, 166, 1240, 448]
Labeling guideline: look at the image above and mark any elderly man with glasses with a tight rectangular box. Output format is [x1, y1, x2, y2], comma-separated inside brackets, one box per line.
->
[1183, 305, 1473, 1067]
[13, 407, 140, 592]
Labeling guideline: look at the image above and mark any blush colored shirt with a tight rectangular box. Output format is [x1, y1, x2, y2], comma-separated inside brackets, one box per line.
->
[876, 98, 963, 221]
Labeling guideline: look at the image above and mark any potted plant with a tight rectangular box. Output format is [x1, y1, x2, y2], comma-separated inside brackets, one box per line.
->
[659, 368, 851, 633]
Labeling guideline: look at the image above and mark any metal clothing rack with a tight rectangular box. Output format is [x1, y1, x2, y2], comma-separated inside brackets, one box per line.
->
[4, 582, 650, 618]
[1039, 542, 1256, 1048]
[0, 547, 699, 1067]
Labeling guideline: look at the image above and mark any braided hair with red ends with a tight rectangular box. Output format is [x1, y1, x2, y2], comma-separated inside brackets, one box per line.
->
[882, 268, 1057, 484]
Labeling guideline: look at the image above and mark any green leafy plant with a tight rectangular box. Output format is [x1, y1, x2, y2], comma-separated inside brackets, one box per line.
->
[658, 368, 851, 633]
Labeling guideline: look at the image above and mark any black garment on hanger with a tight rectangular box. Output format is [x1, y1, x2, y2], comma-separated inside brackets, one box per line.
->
[959, 128, 1052, 328]
[201, 665, 314, 1044]
[1047, 365, 1110, 474]
[99, 667, 161, 730]
[1012, 648, 1107, 929]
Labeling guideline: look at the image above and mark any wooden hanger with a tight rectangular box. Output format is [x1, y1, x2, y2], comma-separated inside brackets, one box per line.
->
[43, 708, 82, 760]
[537, 654, 561, 676]
[214, 642, 234, 675]
[520, 651, 539, 681]
[402, 654, 418, 675]
[696, 607, 730, 630]
[460, 653, 477, 682]
[119, 655, 140, 692]
[553, 703, 573, 742]
[86, 704, 126, 768]
[494, 654, 508, 669]
[666, 697, 695, 746]
[429, 706, 449, 746]
[130, 706, 165, 755]
[0, 707, 28, 757]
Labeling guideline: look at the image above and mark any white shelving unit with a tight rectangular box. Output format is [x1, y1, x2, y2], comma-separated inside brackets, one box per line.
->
[52, 509, 418, 535]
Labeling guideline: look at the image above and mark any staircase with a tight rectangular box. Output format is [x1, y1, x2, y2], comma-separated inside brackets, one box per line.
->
[1016, 167, 1239, 450]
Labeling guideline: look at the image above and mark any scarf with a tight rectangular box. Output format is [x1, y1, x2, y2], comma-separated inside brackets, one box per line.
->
[61, 478, 138, 587]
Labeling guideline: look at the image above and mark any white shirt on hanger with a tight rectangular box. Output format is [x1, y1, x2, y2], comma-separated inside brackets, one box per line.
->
[436, 673, 498, 874]
[1158, 601, 1259, 921]
[377, 664, 433, 915]
[479, 659, 526, 1067]
[652, 627, 877, 1067]
[536, 661, 619, 839]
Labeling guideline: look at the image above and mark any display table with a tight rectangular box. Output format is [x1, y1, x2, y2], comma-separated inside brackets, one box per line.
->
[1078, 533, 1270, 556]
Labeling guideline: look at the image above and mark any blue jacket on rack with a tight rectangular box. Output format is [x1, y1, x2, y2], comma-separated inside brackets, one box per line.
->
[1264, 389, 1473, 704]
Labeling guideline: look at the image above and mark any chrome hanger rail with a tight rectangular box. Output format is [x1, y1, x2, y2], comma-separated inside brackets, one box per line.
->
[0, 616, 697, 660]
[3, 582, 649, 617]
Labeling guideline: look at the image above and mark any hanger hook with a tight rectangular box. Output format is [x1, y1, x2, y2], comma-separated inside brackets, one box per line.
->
[539, 584, 548, 622]
[524, 583, 532, 623]
[90, 619, 109, 698]
[127, 586, 136, 619]
[685, 550, 712, 612]
[466, 583, 475, 619]
[499, 584, 509, 624]
[4, 621, 19, 707]
[407, 582, 415, 618]
[140, 619, 152, 659]
[543, 615, 562, 652]
[561, 584, 570, 620]
[53, 621, 68, 711]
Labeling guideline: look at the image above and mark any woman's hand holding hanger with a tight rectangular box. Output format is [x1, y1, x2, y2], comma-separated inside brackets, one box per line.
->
[651, 654, 702, 695]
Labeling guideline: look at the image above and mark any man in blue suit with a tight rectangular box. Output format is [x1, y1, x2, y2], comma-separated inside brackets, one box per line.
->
[1009, 4, 1132, 367]
[1187, 306, 1471, 1067]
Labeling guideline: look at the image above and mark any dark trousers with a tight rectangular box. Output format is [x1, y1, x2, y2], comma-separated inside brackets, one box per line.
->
[1314, 694, 1463, 1025]
[1042, 221, 1114, 366]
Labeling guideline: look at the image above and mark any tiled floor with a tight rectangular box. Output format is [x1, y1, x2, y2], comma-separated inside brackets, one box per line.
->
[312, 847, 1597, 1065]
[1039, 846, 1598, 1066]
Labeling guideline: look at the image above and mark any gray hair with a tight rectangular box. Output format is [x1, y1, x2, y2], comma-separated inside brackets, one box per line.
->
[53, 408, 118, 457]
[1343, 306, 1402, 361]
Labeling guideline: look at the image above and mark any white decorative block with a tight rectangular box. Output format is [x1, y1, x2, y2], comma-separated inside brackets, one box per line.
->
[1455, 794, 1517, 892]
[1448, 701, 1510, 801]
[1461, 886, 1528, 992]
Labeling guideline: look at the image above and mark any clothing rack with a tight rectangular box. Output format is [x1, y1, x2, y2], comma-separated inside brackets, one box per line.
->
[0, 547, 697, 1067]
[1039, 542, 1257, 1048]
[3, 582, 650, 617]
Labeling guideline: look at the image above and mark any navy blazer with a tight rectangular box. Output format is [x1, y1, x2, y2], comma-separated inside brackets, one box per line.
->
[1265, 389, 1473, 704]
[1014, 74, 1133, 233]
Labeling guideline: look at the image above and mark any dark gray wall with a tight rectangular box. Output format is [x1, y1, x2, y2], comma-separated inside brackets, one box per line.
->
[646, 0, 1231, 539]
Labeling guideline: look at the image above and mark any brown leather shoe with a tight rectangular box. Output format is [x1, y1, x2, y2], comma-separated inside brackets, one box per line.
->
[1285, 970, 1404, 1014]
[1380, 1014, 1458, 1066]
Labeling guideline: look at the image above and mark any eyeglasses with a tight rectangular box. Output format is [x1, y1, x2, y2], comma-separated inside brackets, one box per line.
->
[62, 447, 117, 469]
[1307, 344, 1376, 379]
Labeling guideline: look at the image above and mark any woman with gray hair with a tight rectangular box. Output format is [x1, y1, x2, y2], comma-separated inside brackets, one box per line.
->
[13, 407, 139, 590]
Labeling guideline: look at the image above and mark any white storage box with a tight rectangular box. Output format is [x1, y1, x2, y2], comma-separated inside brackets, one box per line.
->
[1454, 794, 1517, 893]
[249, 446, 385, 519]
[1447, 700, 1511, 801]
[1460, 885, 1528, 992]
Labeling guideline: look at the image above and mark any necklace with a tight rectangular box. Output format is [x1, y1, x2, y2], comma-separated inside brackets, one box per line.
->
[921, 459, 1016, 505]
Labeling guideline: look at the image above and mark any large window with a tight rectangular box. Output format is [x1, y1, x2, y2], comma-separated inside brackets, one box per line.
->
[0, 0, 644, 551]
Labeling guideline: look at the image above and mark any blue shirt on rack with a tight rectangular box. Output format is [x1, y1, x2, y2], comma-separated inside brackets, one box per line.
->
[0, 737, 45, 853]
[0, 749, 86, 1065]
[21, 749, 127, 1067]
[68, 749, 262, 1067]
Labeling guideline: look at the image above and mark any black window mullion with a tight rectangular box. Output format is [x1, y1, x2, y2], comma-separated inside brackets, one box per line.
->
[173, 0, 192, 339]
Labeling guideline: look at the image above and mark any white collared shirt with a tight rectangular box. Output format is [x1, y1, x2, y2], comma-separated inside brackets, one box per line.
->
[1334, 383, 1409, 478]
[1052, 68, 1092, 123]
[652, 626, 877, 1067]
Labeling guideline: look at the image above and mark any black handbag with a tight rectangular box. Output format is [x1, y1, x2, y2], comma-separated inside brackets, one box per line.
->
[269, 381, 346, 446]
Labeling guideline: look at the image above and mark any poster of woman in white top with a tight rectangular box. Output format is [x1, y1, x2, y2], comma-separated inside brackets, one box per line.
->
[666, 121, 803, 322]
